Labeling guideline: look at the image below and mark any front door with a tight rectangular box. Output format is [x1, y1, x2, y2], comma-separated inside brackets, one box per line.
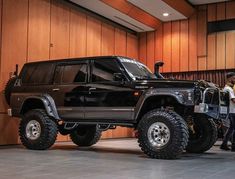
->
[84, 58, 140, 121]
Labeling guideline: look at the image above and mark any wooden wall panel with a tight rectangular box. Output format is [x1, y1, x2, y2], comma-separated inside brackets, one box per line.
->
[69, 9, 87, 58]
[28, 0, 50, 62]
[86, 17, 101, 56]
[101, 23, 115, 55]
[127, 33, 138, 59]
[180, 20, 189, 72]
[171, 21, 180, 72]
[146, 32, 155, 72]
[139, 33, 147, 64]
[188, 13, 197, 71]
[163, 22, 172, 72]
[1, 0, 28, 79]
[0, 115, 19, 145]
[50, 0, 70, 59]
[114, 28, 126, 56]
[1, 0, 28, 114]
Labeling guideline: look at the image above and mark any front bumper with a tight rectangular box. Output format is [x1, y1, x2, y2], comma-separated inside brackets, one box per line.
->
[194, 87, 229, 120]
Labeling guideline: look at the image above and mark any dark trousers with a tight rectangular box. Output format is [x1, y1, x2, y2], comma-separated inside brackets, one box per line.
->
[222, 114, 235, 146]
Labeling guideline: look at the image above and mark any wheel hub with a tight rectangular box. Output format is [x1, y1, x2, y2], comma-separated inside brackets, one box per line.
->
[147, 122, 170, 148]
[25, 120, 41, 140]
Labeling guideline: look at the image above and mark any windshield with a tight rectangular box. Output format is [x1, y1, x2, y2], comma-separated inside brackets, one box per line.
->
[119, 57, 157, 80]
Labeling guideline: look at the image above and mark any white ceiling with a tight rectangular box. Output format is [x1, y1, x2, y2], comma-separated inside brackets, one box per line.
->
[127, 0, 186, 22]
[188, 0, 229, 5]
[70, 0, 154, 32]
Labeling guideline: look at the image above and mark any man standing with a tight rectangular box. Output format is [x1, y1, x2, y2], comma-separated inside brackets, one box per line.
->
[220, 72, 235, 151]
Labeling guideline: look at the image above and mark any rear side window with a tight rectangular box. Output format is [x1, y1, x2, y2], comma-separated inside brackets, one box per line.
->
[22, 63, 54, 85]
[54, 63, 87, 84]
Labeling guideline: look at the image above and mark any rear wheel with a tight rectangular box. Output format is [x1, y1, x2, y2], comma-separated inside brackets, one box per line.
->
[137, 109, 189, 159]
[19, 109, 58, 150]
[186, 117, 217, 153]
[70, 125, 101, 147]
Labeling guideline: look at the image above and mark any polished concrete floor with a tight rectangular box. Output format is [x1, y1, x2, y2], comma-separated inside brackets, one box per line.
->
[0, 139, 235, 179]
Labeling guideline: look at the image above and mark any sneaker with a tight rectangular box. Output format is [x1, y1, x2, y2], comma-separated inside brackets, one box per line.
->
[220, 145, 230, 151]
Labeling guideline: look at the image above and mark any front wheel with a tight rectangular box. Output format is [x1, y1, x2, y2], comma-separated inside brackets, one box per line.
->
[19, 109, 58, 150]
[137, 109, 189, 159]
[186, 117, 217, 153]
[70, 125, 101, 147]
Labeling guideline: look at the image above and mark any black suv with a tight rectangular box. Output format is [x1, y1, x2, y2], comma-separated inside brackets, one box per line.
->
[5, 56, 229, 159]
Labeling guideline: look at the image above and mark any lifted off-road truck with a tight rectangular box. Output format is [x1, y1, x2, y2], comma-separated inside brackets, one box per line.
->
[5, 56, 229, 159]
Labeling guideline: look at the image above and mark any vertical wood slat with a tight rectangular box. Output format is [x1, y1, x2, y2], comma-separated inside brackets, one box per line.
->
[28, 0, 50, 62]
[216, 2, 226, 69]
[114, 28, 126, 56]
[50, 0, 70, 60]
[197, 6, 207, 70]
[163, 22, 172, 72]
[226, 1, 235, 19]
[180, 20, 189, 72]
[139, 32, 147, 64]
[225, 32, 235, 69]
[101, 23, 115, 55]
[189, 12, 197, 71]
[155, 25, 163, 72]
[127, 33, 138, 59]
[69, 9, 87, 58]
[171, 21, 180, 72]
[86, 16, 101, 56]
[207, 4, 216, 70]
[146, 31, 155, 72]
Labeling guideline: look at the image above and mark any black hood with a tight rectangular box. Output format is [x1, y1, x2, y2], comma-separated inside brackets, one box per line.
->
[133, 79, 197, 89]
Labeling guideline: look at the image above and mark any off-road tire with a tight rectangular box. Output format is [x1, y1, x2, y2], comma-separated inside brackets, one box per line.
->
[137, 109, 189, 159]
[19, 109, 58, 150]
[186, 117, 217, 153]
[4, 77, 17, 105]
[70, 125, 101, 146]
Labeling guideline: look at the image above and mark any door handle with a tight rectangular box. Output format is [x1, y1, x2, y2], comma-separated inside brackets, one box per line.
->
[88, 87, 96, 94]
[52, 88, 60, 92]
[89, 87, 96, 91]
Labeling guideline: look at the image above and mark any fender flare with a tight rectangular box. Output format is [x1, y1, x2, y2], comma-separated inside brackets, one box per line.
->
[134, 91, 186, 120]
[20, 94, 60, 120]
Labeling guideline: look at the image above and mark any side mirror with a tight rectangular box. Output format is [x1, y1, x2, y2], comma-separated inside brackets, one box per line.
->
[113, 73, 125, 82]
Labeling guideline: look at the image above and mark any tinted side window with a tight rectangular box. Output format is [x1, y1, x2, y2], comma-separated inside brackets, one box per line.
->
[92, 59, 122, 82]
[54, 64, 87, 84]
[22, 63, 54, 85]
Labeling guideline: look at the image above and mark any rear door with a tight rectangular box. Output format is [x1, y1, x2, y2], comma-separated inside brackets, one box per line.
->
[50, 60, 88, 120]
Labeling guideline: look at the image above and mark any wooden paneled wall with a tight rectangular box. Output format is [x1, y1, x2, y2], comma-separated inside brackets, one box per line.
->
[139, 1, 235, 73]
[0, 0, 138, 145]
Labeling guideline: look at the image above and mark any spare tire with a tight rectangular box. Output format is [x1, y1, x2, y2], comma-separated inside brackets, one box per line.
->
[4, 77, 17, 105]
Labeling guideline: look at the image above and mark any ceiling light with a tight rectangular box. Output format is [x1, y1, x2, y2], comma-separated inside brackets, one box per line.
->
[163, 13, 169, 17]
